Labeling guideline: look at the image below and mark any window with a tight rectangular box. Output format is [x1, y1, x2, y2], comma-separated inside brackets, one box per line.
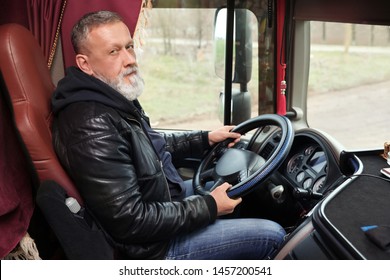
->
[137, 8, 259, 130]
[307, 22, 390, 150]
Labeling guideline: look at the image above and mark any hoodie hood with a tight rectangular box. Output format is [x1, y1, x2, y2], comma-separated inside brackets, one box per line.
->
[52, 66, 144, 119]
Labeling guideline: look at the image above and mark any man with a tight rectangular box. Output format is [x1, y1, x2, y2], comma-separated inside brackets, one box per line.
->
[52, 10, 285, 259]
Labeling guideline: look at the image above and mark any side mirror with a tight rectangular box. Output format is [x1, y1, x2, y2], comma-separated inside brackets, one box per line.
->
[218, 90, 251, 125]
[214, 8, 253, 84]
[214, 8, 255, 124]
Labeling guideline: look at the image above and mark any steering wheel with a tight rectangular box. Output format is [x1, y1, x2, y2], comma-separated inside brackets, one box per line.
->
[193, 114, 294, 198]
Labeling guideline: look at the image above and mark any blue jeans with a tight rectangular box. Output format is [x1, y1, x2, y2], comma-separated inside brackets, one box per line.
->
[165, 180, 286, 259]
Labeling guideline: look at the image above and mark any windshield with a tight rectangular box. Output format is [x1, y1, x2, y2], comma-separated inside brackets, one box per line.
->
[137, 8, 260, 130]
[307, 21, 390, 150]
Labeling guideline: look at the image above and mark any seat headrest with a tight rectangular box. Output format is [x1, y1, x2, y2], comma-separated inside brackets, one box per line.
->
[0, 24, 54, 112]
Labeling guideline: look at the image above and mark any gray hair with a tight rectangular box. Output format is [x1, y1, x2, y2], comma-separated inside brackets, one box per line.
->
[71, 10, 124, 54]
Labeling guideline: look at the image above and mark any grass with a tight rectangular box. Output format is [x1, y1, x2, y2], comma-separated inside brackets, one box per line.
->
[308, 50, 390, 94]
[140, 54, 223, 122]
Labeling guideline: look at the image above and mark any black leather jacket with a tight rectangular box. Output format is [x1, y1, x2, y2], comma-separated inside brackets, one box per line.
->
[51, 67, 217, 259]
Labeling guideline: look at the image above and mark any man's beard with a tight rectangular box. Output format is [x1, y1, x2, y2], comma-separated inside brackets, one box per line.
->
[96, 66, 144, 101]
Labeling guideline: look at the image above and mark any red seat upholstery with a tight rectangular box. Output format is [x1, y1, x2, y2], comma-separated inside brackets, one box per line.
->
[0, 81, 34, 258]
[0, 23, 83, 204]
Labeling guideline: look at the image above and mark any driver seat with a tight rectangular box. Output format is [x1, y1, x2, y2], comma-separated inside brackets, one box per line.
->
[0, 23, 82, 204]
[0, 23, 114, 259]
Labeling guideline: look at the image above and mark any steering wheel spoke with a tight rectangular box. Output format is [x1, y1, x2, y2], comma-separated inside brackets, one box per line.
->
[208, 177, 225, 192]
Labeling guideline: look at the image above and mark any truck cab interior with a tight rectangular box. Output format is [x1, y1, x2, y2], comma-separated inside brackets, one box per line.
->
[0, 0, 389, 261]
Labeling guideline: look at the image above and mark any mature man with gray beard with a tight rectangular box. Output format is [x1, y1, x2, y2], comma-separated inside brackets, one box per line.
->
[51, 10, 285, 260]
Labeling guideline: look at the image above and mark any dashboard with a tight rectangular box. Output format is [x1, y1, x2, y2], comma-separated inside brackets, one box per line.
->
[249, 126, 345, 204]
[285, 144, 327, 194]
[235, 125, 350, 229]
[237, 124, 364, 249]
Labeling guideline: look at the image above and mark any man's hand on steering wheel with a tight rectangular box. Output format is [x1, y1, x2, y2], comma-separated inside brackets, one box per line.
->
[210, 182, 242, 216]
[208, 125, 241, 148]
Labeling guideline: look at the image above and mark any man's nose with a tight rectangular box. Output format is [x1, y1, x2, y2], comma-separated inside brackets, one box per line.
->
[122, 49, 136, 66]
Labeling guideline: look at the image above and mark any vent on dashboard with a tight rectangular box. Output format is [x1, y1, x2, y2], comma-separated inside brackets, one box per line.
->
[260, 142, 275, 159]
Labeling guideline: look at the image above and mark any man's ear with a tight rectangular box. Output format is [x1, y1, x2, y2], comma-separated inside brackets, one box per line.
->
[75, 54, 93, 75]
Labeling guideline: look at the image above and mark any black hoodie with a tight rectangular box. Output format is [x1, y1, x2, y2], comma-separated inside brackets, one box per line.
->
[52, 66, 144, 118]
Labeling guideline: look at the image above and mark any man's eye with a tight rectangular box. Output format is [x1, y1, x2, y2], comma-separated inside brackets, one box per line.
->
[110, 50, 118, 55]
[126, 44, 134, 50]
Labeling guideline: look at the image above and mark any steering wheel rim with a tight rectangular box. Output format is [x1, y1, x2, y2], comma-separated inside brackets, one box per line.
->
[193, 114, 294, 198]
